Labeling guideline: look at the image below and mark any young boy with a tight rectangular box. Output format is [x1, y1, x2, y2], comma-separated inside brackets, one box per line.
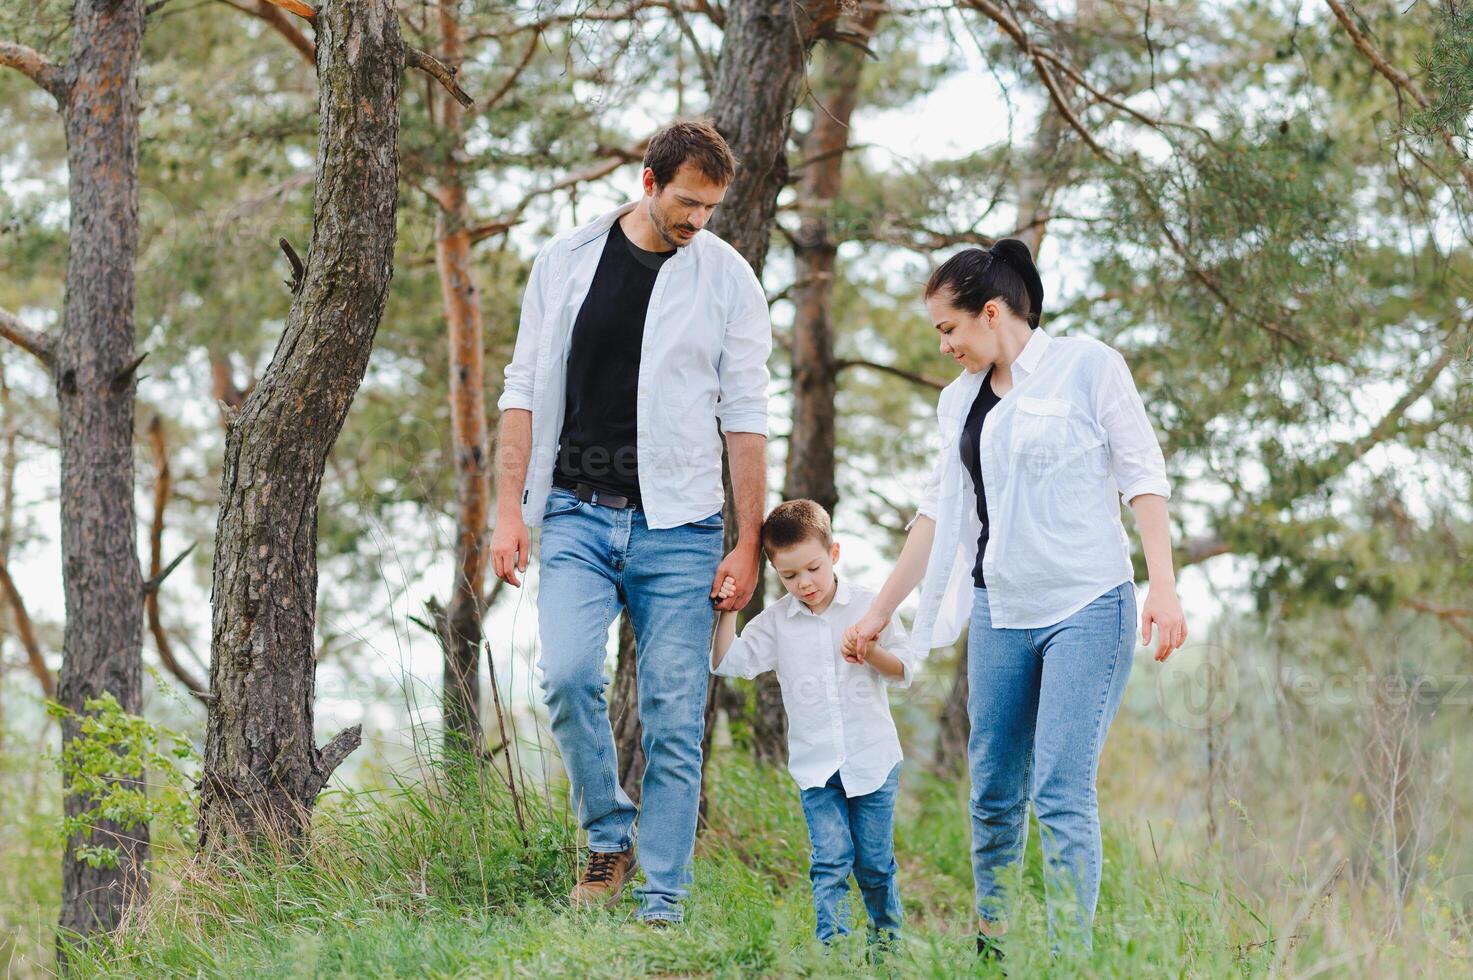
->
[711, 499, 913, 946]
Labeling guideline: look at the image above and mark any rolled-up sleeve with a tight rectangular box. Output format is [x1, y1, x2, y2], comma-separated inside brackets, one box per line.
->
[496, 244, 552, 414]
[713, 609, 779, 679]
[715, 261, 772, 436]
[906, 446, 946, 531]
[1095, 347, 1170, 503]
[878, 614, 915, 688]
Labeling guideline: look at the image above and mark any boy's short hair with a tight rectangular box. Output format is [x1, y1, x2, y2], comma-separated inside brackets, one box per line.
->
[643, 120, 738, 189]
[761, 499, 833, 554]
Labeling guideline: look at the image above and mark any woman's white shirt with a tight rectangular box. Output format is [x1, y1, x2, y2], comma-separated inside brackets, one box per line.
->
[908, 328, 1170, 653]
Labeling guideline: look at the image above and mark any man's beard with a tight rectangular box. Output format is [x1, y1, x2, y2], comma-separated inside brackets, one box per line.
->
[649, 198, 698, 249]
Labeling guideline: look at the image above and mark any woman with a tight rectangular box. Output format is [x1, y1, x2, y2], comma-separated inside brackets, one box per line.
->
[845, 240, 1187, 959]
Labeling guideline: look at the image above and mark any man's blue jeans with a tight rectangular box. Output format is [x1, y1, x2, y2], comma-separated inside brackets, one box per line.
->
[798, 763, 904, 943]
[967, 582, 1135, 950]
[536, 487, 724, 922]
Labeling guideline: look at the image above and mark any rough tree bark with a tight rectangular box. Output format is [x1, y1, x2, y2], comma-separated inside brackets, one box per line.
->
[767, 5, 885, 769]
[21, 0, 155, 952]
[427, 0, 491, 754]
[198, 0, 403, 848]
[4, 11, 151, 943]
[713, 0, 847, 766]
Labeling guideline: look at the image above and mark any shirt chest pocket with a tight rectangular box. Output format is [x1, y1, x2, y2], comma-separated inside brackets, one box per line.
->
[1013, 392, 1084, 453]
[1009, 395, 1100, 459]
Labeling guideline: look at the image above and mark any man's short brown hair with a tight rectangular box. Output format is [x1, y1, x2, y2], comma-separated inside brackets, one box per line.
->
[643, 120, 738, 188]
[761, 499, 833, 554]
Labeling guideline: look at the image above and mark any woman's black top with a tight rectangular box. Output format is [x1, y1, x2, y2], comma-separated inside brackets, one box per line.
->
[959, 368, 1002, 588]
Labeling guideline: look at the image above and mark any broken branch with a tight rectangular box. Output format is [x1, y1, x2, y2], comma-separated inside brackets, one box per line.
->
[404, 46, 474, 108]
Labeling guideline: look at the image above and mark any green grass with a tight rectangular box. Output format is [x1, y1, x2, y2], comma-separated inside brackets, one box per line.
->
[7, 742, 1467, 978]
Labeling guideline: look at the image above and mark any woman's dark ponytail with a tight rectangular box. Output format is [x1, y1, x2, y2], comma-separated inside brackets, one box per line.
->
[923, 237, 1044, 329]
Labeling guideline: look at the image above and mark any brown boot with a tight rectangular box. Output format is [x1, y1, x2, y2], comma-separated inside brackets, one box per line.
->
[569, 848, 634, 908]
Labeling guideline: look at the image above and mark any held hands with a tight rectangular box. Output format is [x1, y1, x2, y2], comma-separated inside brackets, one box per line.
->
[490, 513, 531, 588]
[710, 544, 759, 611]
[842, 608, 890, 663]
[1142, 585, 1188, 662]
[714, 575, 737, 604]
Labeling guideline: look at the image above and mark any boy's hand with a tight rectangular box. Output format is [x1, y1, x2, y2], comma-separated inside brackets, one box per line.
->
[843, 608, 890, 660]
[713, 575, 737, 604]
[842, 643, 866, 665]
[711, 545, 759, 611]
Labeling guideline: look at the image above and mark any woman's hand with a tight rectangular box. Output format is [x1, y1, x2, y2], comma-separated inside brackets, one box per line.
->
[1141, 585, 1187, 662]
[843, 608, 891, 660]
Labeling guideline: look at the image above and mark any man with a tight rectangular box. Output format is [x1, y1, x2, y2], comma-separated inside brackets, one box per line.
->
[489, 120, 771, 926]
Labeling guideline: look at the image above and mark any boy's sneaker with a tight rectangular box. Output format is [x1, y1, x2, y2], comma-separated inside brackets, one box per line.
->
[569, 848, 634, 908]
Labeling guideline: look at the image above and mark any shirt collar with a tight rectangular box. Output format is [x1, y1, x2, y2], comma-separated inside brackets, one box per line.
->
[1012, 327, 1052, 380]
[785, 576, 852, 617]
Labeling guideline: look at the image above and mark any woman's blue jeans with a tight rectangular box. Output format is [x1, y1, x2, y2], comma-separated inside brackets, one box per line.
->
[967, 581, 1135, 950]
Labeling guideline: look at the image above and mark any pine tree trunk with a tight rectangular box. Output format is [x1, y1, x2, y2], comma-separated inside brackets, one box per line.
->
[432, 2, 489, 753]
[705, 0, 847, 767]
[706, 0, 843, 280]
[198, 0, 402, 849]
[53, 0, 150, 953]
[761, 15, 889, 768]
[785, 13, 878, 520]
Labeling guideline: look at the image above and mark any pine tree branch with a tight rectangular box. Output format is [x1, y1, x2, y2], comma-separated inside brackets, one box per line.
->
[835, 358, 947, 391]
[0, 556, 55, 700]
[248, 0, 474, 106]
[0, 307, 55, 367]
[1325, 0, 1473, 197]
[404, 45, 474, 108]
[0, 41, 68, 105]
[959, 0, 1111, 161]
[217, 0, 318, 65]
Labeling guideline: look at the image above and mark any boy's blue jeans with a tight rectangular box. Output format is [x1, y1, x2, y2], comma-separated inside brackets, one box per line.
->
[967, 581, 1135, 950]
[798, 762, 904, 943]
[536, 487, 725, 923]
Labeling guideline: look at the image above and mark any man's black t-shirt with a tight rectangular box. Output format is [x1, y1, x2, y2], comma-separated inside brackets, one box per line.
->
[959, 368, 1002, 588]
[553, 219, 675, 504]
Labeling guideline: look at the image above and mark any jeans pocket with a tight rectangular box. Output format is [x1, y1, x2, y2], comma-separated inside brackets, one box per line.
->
[543, 488, 582, 520]
[688, 511, 724, 531]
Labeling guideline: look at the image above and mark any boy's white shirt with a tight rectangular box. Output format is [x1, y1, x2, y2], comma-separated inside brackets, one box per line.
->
[714, 579, 912, 797]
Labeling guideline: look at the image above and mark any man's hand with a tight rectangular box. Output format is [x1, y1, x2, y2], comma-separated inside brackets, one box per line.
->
[710, 545, 759, 611]
[843, 608, 891, 660]
[490, 513, 531, 588]
[1142, 585, 1187, 662]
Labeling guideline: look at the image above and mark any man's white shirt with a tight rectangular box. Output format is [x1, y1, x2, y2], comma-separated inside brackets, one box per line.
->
[714, 580, 913, 797]
[497, 201, 772, 530]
